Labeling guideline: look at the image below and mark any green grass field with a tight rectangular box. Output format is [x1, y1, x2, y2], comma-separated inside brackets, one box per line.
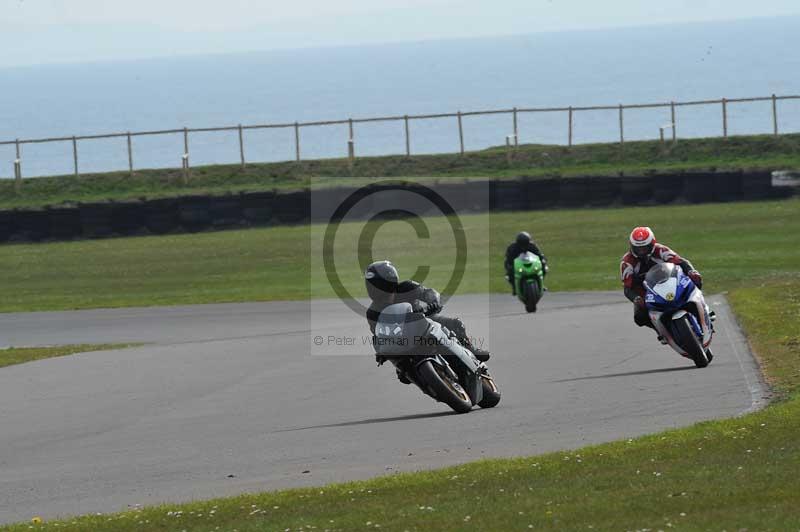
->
[2, 198, 799, 531]
[0, 344, 138, 369]
[0, 198, 797, 313]
[1, 133, 798, 209]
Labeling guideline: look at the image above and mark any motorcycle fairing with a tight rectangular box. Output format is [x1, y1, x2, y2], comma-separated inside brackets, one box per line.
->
[375, 303, 483, 404]
[645, 263, 713, 355]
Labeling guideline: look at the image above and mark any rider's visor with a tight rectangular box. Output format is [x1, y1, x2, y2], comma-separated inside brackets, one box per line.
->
[631, 243, 654, 258]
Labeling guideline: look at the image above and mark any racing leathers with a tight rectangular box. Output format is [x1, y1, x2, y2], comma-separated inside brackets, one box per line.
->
[366, 280, 489, 370]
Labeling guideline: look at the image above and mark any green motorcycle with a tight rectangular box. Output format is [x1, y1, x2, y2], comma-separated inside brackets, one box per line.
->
[513, 251, 545, 313]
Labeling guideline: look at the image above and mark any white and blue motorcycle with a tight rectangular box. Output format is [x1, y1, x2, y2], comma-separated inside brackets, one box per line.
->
[644, 263, 716, 368]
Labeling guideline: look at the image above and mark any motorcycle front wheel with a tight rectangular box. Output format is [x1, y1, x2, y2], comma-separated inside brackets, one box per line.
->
[524, 280, 540, 313]
[417, 360, 473, 414]
[477, 372, 501, 408]
[672, 315, 709, 368]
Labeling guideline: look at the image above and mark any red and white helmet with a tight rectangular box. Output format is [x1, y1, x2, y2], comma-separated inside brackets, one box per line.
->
[629, 226, 656, 259]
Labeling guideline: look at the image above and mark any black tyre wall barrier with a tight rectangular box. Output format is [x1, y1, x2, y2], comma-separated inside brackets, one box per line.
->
[684, 172, 717, 203]
[14, 210, 51, 241]
[652, 174, 685, 204]
[0, 211, 15, 242]
[741, 172, 774, 199]
[0, 171, 786, 244]
[490, 180, 528, 212]
[80, 203, 115, 238]
[558, 177, 594, 207]
[429, 182, 467, 213]
[712, 172, 743, 202]
[111, 201, 146, 236]
[145, 198, 180, 234]
[240, 191, 275, 224]
[524, 178, 560, 209]
[620, 176, 654, 205]
[48, 207, 83, 240]
[209, 195, 244, 228]
[273, 189, 310, 223]
[179, 196, 212, 231]
[586, 177, 622, 207]
[458, 180, 492, 212]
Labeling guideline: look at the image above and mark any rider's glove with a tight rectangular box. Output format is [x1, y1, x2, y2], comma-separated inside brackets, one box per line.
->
[688, 270, 703, 289]
[633, 296, 646, 308]
[426, 302, 442, 316]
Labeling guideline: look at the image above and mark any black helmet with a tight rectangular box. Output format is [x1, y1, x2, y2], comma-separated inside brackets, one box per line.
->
[365, 260, 399, 301]
[516, 231, 532, 247]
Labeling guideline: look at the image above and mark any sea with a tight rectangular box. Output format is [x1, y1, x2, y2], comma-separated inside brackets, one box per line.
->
[1, 16, 799, 178]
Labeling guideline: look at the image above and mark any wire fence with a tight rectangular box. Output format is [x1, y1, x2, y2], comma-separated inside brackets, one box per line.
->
[2, 93, 799, 185]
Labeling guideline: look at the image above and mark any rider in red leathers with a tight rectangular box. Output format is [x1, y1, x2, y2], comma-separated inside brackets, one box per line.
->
[620, 227, 703, 340]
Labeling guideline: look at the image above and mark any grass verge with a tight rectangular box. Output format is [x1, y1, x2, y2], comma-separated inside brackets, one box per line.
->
[0, 344, 139, 369]
[0, 198, 797, 313]
[3, 279, 798, 531]
[1, 133, 798, 209]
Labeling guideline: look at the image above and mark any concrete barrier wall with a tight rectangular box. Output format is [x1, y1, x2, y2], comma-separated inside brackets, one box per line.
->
[0, 171, 789, 244]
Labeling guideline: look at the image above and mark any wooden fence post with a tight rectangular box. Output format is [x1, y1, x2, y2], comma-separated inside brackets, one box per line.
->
[182, 128, 190, 184]
[568, 106, 574, 147]
[404, 115, 411, 157]
[722, 98, 728, 139]
[457, 111, 464, 155]
[13, 139, 21, 193]
[294, 122, 301, 162]
[348, 118, 355, 169]
[618, 104, 625, 161]
[127, 132, 134, 175]
[671, 101, 677, 142]
[238, 124, 246, 169]
[512, 107, 519, 148]
[14, 138, 21, 179]
[772, 94, 779, 136]
[72, 136, 79, 178]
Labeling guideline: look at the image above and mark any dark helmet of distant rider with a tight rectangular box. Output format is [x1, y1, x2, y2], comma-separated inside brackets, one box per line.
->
[516, 231, 532, 248]
[365, 260, 399, 302]
[629, 226, 656, 260]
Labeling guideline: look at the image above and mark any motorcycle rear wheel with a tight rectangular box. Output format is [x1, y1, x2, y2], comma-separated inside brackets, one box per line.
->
[673, 316, 709, 368]
[417, 360, 473, 413]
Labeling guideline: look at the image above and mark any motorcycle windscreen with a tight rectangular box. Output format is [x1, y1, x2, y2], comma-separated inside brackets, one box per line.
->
[644, 262, 677, 288]
[374, 303, 430, 354]
[644, 263, 679, 308]
[514, 252, 542, 274]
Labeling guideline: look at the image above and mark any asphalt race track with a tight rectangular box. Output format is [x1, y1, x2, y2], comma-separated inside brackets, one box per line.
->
[0, 292, 767, 524]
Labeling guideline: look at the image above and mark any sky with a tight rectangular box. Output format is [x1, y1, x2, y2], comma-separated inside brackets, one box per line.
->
[1, 0, 799, 67]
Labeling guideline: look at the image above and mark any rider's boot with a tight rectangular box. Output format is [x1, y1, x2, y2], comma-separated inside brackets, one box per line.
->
[472, 347, 491, 362]
[507, 276, 516, 296]
[657, 334, 669, 345]
[396, 367, 412, 384]
[457, 333, 491, 361]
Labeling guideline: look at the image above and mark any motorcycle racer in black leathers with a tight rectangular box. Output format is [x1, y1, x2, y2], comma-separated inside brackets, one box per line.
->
[364, 261, 490, 384]
[504, 231, 548, 295]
